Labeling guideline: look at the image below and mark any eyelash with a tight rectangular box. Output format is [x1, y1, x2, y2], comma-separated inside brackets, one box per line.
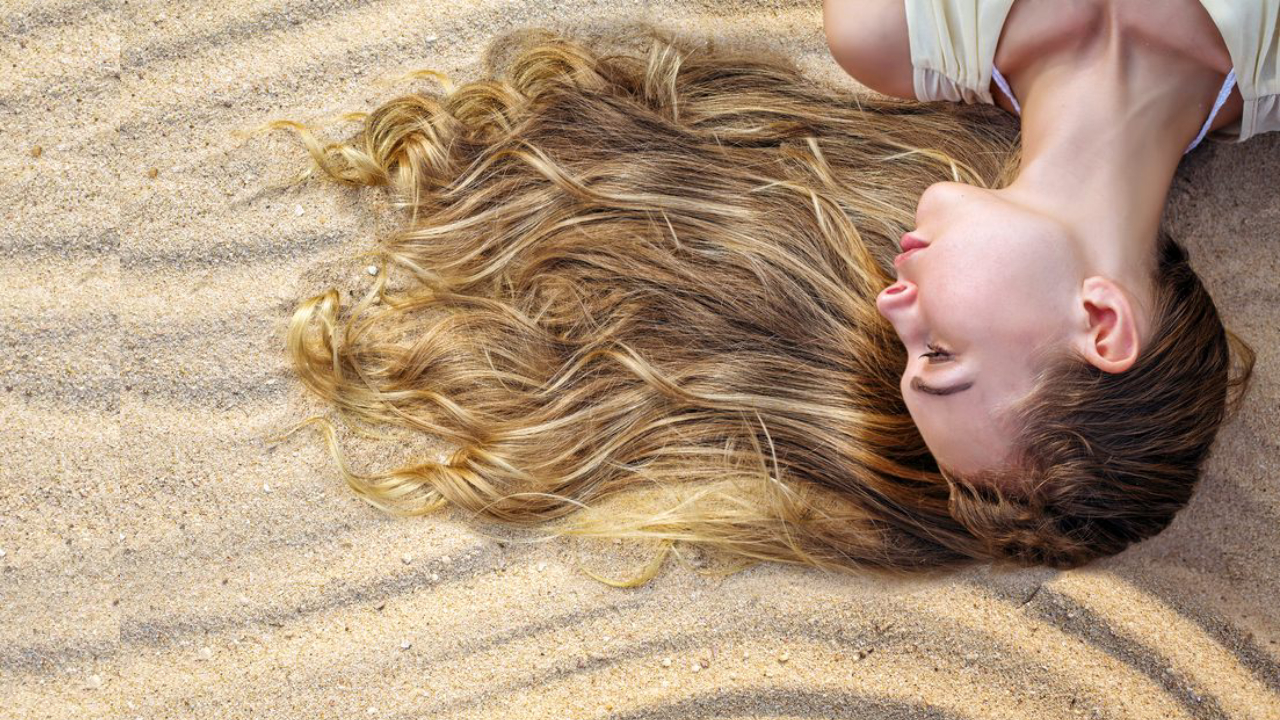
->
[920, 342, 952, 361]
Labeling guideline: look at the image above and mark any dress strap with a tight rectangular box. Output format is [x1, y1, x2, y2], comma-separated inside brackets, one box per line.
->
[1184, 69, 1236, 154]
[991, 65, 1022, 115]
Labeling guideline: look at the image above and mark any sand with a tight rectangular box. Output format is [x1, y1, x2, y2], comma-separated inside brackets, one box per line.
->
[1, 1, 1277, 718]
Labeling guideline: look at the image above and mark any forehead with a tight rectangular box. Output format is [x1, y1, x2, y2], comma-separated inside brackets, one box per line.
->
[907, 380, 1021, 473]
[903, 341, 1048, 474]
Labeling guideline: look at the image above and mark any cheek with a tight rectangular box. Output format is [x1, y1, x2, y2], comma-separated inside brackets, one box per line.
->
[936, 251, 1054, 322]
[921, 277, 990, 337]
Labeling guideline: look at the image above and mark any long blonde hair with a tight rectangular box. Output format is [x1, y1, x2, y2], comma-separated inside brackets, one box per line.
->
[263, 26, 1247, 584]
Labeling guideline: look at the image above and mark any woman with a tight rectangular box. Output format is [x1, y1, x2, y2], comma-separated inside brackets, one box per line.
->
[824, 0, 1276, 473]
[267, 22, 1254, 585]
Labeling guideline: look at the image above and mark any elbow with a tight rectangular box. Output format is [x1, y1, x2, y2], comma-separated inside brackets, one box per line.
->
[821, 0, 853, 72]
[821, 0, 917, 100]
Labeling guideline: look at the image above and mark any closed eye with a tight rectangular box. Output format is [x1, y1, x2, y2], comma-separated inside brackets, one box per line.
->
[920, 342, 953, 363]
[912, 343, 968, 394]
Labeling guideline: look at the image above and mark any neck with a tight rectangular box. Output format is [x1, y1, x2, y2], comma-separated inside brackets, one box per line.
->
[996, 31, 1225, 289]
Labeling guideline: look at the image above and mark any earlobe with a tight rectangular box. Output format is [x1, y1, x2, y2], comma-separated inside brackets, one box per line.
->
[1077, 277, 1142, 373]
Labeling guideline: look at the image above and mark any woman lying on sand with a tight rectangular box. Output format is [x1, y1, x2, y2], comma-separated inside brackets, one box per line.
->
[264, 14, 1261, 585]
[824, 0, 1275, 473]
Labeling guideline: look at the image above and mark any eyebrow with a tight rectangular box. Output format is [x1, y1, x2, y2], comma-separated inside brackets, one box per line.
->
[911, 376, 975, 396]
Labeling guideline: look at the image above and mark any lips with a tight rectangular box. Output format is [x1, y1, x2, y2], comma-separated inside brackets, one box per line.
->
[893, 248, 920, 268]
[894, 232, 929, 268]
[900, 232, 929, 251]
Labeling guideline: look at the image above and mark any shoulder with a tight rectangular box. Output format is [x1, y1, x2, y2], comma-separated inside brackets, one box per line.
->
[822, 0, 917, 100]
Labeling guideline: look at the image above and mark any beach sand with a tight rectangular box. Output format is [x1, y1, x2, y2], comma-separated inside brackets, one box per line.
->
[1, 1, 1277, 718]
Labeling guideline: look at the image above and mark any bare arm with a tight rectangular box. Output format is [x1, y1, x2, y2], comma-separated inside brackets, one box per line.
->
[822, 0, 917, 100]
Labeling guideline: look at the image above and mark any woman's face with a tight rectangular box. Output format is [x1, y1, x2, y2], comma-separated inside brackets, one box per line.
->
[876, 181, 1085, 474]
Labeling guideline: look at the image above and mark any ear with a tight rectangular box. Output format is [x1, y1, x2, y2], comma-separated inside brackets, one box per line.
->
[1075, 277, 1142, 373]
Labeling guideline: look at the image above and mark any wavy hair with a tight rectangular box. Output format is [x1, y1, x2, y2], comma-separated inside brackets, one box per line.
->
[262, 26, 1253, 584]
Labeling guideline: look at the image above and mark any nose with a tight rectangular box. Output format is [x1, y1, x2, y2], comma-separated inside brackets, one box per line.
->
[876, 279, 916, 316]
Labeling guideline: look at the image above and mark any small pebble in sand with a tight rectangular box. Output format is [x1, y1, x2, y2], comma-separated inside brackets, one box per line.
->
[0, 548, 6, 558]
[366, 265, 379, 276]
[402, 553, 413, 565]
[699, 658, 710, 669]
[31, 145, 43, 158]
[198, 646, 213, 660]
[425, 35, 438, 43]
[536, 561, 547, 572]
[612, 538, 622, 544]
[661, 657, 672, 667]
[374, 601, 386, 611]
[88, 674, 103, 688]
[400, 640, 412, 650]
[367, 708, 377, 716]
[691, 663, 701, 673]
[431, 573, 440, 582]
[262, 483, 272, 493]
[147, 167, 158, 178]
[440, 555, 452, 564]
[294, 204, 305, 216]
[777, 652, 789, 664]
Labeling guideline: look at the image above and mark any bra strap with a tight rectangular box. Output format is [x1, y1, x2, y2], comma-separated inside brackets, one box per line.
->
[1184, 69, 1236, 154]
[991, 65, 1022, 115]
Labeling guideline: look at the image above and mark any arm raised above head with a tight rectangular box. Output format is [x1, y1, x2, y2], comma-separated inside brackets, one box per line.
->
[822, 0, 917, 100]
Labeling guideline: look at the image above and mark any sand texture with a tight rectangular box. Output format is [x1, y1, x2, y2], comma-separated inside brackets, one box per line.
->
[2, 1, 1278, 718]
